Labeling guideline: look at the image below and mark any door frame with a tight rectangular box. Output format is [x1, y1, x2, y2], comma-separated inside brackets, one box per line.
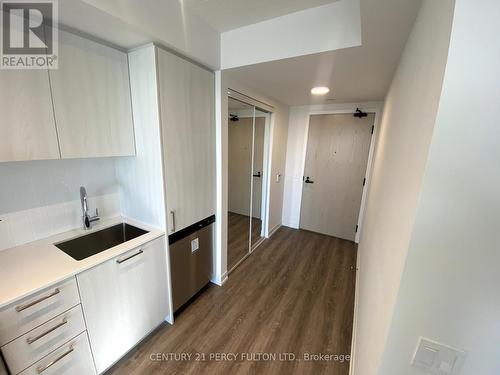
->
[261, 112, 273, 239]
[297, 108, 381, 243]
[248, 108, 271, 253]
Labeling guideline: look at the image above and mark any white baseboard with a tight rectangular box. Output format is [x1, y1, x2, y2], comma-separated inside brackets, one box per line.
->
[349, 248, 362, 375]
[281, 220, 299, 229]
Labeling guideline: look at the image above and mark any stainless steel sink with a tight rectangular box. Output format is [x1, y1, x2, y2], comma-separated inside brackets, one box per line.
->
[55, 223, 149, 261]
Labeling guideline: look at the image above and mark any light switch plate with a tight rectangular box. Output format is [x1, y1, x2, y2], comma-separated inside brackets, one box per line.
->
[191, 238, 199, 253]
[411, 337, 466, 374]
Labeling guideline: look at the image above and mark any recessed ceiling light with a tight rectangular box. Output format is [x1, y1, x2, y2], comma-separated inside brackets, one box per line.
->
[311, 86, 330, 95]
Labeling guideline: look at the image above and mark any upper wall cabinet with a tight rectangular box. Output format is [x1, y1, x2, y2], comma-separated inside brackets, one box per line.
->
[0, 15, 59, 161]
[0, 70, 60, 162]
[0, 19, 59, 162]
[157, 48, 216, 233]
[49, 30, 135, 158]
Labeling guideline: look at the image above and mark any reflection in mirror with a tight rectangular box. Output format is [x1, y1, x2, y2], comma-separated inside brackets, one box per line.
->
[227, 97, 254, 270]
[250, 108, 267, 249]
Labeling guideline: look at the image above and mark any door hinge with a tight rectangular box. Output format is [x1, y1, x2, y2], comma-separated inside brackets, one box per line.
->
[371, 125, 374, 134]
[355, 224, 359, 233]
[363, 177, 366, 186]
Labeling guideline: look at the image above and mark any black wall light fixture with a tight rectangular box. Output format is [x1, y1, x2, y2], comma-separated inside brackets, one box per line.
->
[353, 108, 368, 118]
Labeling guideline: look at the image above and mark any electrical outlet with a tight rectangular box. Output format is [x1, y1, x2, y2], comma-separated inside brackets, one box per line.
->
[411, 337, 466, 374]
[191, 238, 199, 253]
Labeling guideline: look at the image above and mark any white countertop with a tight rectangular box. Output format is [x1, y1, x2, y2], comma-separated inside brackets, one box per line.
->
[0, 216, 165, 309]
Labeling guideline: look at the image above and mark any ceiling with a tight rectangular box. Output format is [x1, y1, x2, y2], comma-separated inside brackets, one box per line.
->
[183, 0, 339, 32]
[223, 0, 423, 106]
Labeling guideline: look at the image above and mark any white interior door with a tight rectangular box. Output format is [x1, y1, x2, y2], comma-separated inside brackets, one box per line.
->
[300, 113, 374, 241]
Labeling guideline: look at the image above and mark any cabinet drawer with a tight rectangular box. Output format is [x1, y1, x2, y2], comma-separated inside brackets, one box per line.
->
[0, 278, 80, 346]
[18, 332, 96, 375]
[2, 305, 86, 374]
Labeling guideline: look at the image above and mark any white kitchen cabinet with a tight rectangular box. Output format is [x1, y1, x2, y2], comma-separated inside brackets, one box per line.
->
[157, 48, 216, 233]
[0, 14, 59, 163]
[0, 69, 59, 162]
[18, 332, 96, 375]
[77, 236, 169, 373]
[0, 278, 80, 346]
[49, 29, 135, 158]
[2, 305, 86, 375]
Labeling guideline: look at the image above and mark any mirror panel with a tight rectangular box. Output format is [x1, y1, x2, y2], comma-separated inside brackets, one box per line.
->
[250, 108, 267, 249]
[227, 98, 253, 270]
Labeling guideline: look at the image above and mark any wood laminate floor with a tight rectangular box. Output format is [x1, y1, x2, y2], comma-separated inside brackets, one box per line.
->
[227, 212, 263, 270]
[106, 227, 357, 375]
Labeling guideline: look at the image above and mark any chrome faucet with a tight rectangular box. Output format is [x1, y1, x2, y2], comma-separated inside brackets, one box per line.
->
[80, 186, 100, 229]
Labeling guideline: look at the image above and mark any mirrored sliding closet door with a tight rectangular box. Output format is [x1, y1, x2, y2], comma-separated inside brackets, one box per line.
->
[227, 96, 270, 272]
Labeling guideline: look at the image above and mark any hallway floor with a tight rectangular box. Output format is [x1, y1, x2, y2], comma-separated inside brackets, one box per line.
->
[106, 227, 357, 375]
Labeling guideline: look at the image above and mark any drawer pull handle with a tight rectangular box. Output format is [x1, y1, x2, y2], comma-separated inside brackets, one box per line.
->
[37, 344, 74, 374]
[116, 249, 143, 264]
[15, 288, 60, 312]
[27, 318, 68, 344]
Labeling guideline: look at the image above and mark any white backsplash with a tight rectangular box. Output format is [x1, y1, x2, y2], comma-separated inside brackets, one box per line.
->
[0, 192, 121, 251]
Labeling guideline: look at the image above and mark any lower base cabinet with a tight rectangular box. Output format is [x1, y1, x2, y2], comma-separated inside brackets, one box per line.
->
[77, 236, 169, 373]
[2, 305, 86, 374]
[18, 332, 95, 375]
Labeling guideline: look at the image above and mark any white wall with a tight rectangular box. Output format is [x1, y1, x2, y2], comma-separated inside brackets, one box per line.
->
[281, 102, 383, 230]
[215, 73, 289, 283]
[267, 106, 289, 234]
[352, 1, 455, 374]
[0, 158, 121, 251]
[379, 0, 500, 373]
[221, 0, 361, 69]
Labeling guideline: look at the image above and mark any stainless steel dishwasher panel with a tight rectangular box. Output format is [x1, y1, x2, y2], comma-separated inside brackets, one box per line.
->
[169, 218, 214, 312]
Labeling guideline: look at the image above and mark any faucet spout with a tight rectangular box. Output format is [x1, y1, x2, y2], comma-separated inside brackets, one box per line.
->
[80, 186, 100, 230]
[80, 186, 88, 214]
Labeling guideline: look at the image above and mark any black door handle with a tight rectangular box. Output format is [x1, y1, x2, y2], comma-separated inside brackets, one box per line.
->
[253, 171, 261, 178]
[304, 177, 314, 184]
